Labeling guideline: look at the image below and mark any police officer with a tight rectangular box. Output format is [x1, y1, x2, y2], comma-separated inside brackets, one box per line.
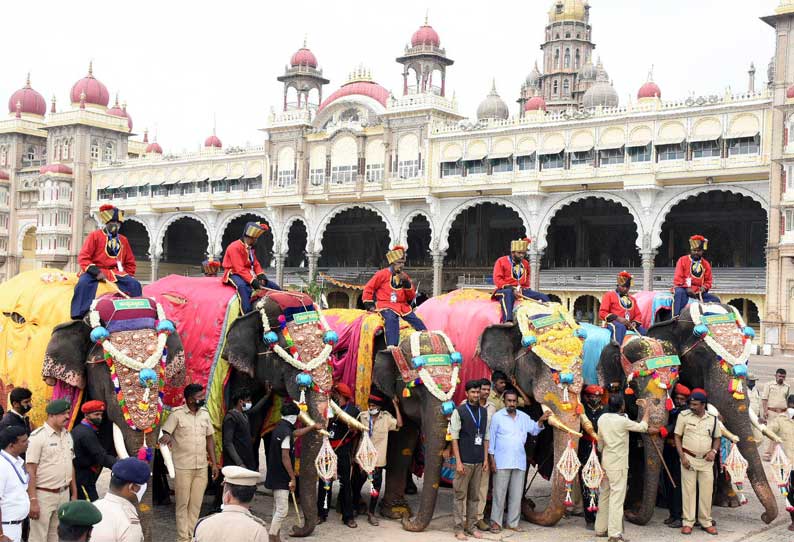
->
[55, 500, 102, 542]
[71, 400, 117, 501]
[194, 466, 268, 542]
[26, 398, 77, 542]
[91, 457, 150, 542]
[674, 389, 720, 535]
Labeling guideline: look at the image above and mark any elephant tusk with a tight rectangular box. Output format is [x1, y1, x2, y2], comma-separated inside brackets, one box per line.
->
[718, 421, 740, 443]
[329, 400, 367, 432]
[748, 408, 783, 443]
[112, 423, 130, 460]
[541, 405, 582, 438]
[159, 429, 176, 479]
[298, 409, 330, 437]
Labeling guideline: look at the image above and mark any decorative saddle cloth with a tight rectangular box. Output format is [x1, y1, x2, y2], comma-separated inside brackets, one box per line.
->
[251, 290, 314, 321]
[93, 296, 158, 332]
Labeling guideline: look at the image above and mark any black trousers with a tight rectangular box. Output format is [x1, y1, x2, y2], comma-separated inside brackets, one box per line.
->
[662, 444, 683, 520]
[353, 466, 384, 513]
[318, 444, 356, 522]
[76, 471, 99, 501]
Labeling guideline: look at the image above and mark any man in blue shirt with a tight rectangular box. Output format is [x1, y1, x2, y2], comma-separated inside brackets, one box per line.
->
[487, 389, 550, 533]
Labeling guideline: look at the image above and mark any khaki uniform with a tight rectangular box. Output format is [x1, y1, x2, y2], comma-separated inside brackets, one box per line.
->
[356, 410, 397, 467]
[26, 423, 74, 542]
[91, 492, 143, 542]
[161, 406, 214, 542]
[194, 504, 269, 542]
[763, 381, 791, 456]
[768, 415, 794, 464]
[674, 409, 721, 529]
[594, 413, 647, 538]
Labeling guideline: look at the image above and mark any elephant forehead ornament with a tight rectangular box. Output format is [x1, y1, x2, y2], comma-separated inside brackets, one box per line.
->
[516, 304, 585, 409]
[689, 303, 755, 401]
[622, 336, 680, 411]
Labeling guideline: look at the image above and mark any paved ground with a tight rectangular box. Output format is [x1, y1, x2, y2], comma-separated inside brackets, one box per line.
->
[110, 353, 794, 541]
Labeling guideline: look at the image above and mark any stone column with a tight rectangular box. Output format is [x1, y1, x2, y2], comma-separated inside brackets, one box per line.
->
[307, 251, 319, 282]
[274, 252, 286, 287]
[529, 251, 541, 291]
[431, 251, 445, 297]
[641, 251, 655, 291]
[150, 255, 159, 283]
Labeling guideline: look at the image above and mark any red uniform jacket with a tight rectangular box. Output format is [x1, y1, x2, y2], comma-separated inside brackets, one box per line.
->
[222, 239, 263, 284]
[599, 290, 643, 324]
[493, 255, 530, 289]
[77, 229, 136, 282]
[673, 255, 713, 292]
[362, 267, 416, 316]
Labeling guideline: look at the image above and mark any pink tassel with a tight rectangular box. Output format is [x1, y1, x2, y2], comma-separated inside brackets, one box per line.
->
[137, 447, 148, 460]
[665, 397, 674, 411]
[370, 488, 379, 498]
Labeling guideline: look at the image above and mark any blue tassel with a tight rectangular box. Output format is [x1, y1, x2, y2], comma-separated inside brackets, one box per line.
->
[441, 400, 455, 416]
[743, 326, 755, 339]
[575, 327, 588, 339]
[90, 326, 110, 343]
[693, 324, 708, 337]
[450, 352, 463, 365]
[323, 330, 338, 345]
[156, 320, 176, 334]
[263, 331, 279, 345]
[521, 335, 537, 348]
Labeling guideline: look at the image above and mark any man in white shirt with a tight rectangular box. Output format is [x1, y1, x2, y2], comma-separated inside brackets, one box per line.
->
[0, 426, 30, 542]
[91, 458, 150, 542]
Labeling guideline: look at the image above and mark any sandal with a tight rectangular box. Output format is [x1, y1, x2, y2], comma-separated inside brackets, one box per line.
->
[345, 520, 357, 529]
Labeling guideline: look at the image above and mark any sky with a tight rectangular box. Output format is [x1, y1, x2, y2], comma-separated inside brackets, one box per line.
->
[2, 0, 781, 153]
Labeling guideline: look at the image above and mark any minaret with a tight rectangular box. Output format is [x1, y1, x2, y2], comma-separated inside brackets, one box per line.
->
[396, 14, 454, 96]
[277, 37, 329, 111]
[748, 62, 756, 93]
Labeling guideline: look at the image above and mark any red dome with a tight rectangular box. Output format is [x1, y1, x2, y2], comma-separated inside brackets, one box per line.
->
[204, 134, 222, 148]
[106, 99, 132, 131]
[39, 163, 73, 175]
[146, 141, 163, 154]
[8, 75, 46, 117]
[787, 85, 794, 99]
[318, 80, 390, 111]
[524, 96, 547, 111]
[0, 170, 9, 181]
[411, 25, 440, 47]
[70, 63, 110, 107]
[638, 81, 662, 99]
[290, 48, 318, 68]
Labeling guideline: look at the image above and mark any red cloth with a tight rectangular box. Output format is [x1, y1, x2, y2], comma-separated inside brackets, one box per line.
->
[598, 290, 643, 323]
[492, 255, 530, 289]
[674, 383, 691, 396]
[77, 229, 136, 282]
[583, 385, 604, 395]
[81, 400, 105, 414]
[333, 383, 354, 400]
[673, 255, 713, 291]
[221, 239, 262, 284]
[362, 268, 416, 316]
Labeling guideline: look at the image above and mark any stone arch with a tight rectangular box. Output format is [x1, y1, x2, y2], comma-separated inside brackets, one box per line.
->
[314, 204, 395, 254]
[401, 211, 433, 267]
[572, 294, 601, 324]
[726, 297, 760, 327]
[16, 221, 36, 254]
[154, 213, 212, 258]
[119, 217, 152, 260]
[536, 192, 644, 253]
[281, 215, 309, 255]
[284, 216, 309, 267]
[399, 210, 435, 249]
[649, 184, 769, 252]
[214, 210, 273, 256]
[438, 197, 530, 253]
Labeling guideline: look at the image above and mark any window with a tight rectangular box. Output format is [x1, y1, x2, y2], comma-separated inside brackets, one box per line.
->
[331, 165, 355, 184]
[540, 152, 564, 169]
[139, 185, 150, 197]
[309, 168, 325, 186]
[398, 159, 420, 179]
[229, 178, 243, 191]
[657, 143, 685, 161]
[277, 169, 295, 187]
[565, 32, 571, 38]
[366, 163, 384, 182]
[211, 180, 227, 193]
[247, 176, 262, 190]
[90, 140, 99, 161]
[126, 186, 138, 198]
[103, 142, 115, 162]
[166, 184, 179, 197]
[0, 146, 6, 166]
[152, 185, 168, 196]
[491, 157, 513, 173]
[54, 139, 61, 161]
[628, 144, 651, 162]
[575, 49, 581, 69]
[564, 49, 571, 68]
[562, 79, 570, 95]
[599, 147, 625, 165]
[463, 159, 486, 175]
[180, 183, 195, 195]
[553, 80, 559, 94]
[25, 146, 36, 162]
[570, 150, 593, 166]
[786, 209, 794, 233]
[727, 136, 760, 156]
[692, 140, 720, 158]
[554, 49, 560, 68]
[517, 154, 536, 171]
[441, 161, 462, 177]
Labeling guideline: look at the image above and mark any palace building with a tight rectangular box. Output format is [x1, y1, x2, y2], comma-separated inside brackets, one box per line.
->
[1, 0, 793, 354]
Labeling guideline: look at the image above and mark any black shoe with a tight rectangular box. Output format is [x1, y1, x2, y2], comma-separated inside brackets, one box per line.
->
[663, 517, 673, 525]
[318, 516, 327, 524]
[668, 520, 683, 528]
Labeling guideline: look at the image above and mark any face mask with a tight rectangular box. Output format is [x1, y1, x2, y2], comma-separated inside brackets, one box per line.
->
[134, 483, 147, 503]
[788, 408, 794, 419]
[18, 404, 32, 414]
[195, 399, 206, 408]
[283, 414, 298, 425]
[242, 402, 252, 412]
[369, 408, 380, 416]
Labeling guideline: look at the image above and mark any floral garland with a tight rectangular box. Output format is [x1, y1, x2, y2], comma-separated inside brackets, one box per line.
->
[408, 331, 460, 405]
[690, 303, 754, 367]
[89, 300, 173, 372]
[258, 303, 335, 372]
[106, 352, 165, 433]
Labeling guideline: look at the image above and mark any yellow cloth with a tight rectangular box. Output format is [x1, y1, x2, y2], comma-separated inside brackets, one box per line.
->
[0, 270, 114, 427]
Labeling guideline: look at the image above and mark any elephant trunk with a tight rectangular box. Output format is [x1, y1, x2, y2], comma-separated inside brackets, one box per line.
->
[291, 423, 323, 537]
[401, 403, 448, 531]
[739, 424, 779, 523]
[625, 433, 663, 525]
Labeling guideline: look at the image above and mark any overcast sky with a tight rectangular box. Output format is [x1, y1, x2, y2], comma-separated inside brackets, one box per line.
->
[3, 0, 781, 152]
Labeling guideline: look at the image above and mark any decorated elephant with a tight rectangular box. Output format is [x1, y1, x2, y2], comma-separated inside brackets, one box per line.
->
[417, 290, 591, 527]
[596, 334, 680, 525]
[648, 302, 779, 523]
[42, 295, 186, 540]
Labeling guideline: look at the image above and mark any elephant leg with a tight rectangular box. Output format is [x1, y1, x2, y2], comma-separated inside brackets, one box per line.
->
[714, 461, 741, 508]
[380, 423, 418, 519]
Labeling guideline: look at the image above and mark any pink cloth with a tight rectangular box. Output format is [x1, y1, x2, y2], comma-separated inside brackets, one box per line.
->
[144, 275, 237, 407]
[415, 290, 501, 404]
[326, 311, 367, 392]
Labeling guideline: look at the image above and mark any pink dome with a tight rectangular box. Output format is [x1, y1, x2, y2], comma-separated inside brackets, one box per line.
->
[106, 98, 133, 130]
[204, 134, 222, 148]
[524, 96, 547, 111]
[290, 48, 318, 68]
[39, 163, 73, 175]
[70, 62, 110, 107]
[411, 25, 440, 47]
[787, 85, 794, 99]
[318, 81, 390, 111]
[8, 75, 46, 117]
[638, 81, 662, 99]
[0, 170, 9, 181]
[146, 141, 163, 154]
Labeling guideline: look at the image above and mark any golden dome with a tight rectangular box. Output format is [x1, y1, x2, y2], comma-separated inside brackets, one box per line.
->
[548, 0, 589, 23]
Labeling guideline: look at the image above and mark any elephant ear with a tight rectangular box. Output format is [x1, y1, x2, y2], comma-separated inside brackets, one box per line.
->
[164, 331, 186, 386]
[477, 324, 521, 376]
[42, 320, 92, 389]
[597, 344, 624, 391]
[222, 311, 264, 377]
[372, 349, 400, 399]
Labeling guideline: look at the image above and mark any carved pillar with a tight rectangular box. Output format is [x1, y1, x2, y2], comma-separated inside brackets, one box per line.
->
[307, 251, 319, 282]
[150, 255, 160, 283]
[529, 251, 541, 291]
[274, 252, 286, 287]
[432, 251, 445, 297]
[641, 251, 655, 291]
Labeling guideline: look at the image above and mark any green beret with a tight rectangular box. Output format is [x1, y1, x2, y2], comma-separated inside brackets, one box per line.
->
[45, 399, 71, 415]
[57, 500, 102, 526]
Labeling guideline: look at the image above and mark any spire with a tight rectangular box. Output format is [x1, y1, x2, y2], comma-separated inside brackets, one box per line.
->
[88, 60, 94, 77]
[122, 101, 127, 112]
[25, 72, 31, 88]
[212, 113, 217, 136]
[490, 77, 498, 94]
[303, 34, 308, 48]
[647, 64, 655, 82]
[51, 95, 57, 114]
[424, 8, 429, 25]
[113, 92, 120, 108]
[143, 128, 149, 143]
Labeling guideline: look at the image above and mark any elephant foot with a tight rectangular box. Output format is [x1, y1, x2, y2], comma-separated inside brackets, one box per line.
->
[380, 500, 412, 520]
[762, 511, 777, 524]
[714, 492, 741, 508]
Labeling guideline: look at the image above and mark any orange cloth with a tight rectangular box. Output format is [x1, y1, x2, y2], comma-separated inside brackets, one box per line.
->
[221, 239, 262, 284]
[77, 230, 136, 282]
[673, 255, 713, 292]
[492, 255, 530, 289]
[598, 290, 643, 323]
[362, 268, 416, 316]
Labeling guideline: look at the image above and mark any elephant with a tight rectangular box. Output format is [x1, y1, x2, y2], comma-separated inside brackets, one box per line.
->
[597, 334, 680, 525]
[648, 302, 779, 524]
[41, 295, 185, 541]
